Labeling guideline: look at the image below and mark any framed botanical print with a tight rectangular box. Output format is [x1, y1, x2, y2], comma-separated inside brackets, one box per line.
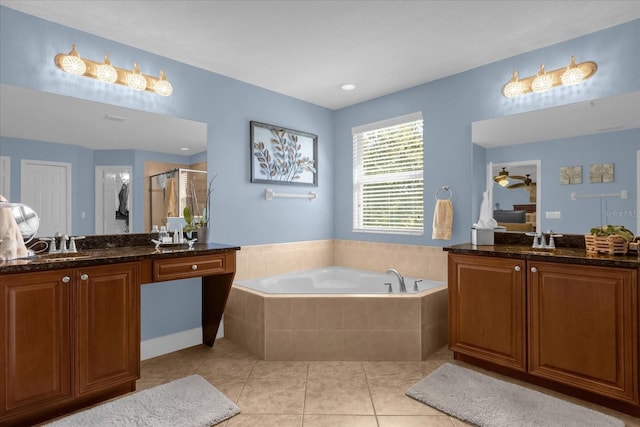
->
[250, 121, 318, 186]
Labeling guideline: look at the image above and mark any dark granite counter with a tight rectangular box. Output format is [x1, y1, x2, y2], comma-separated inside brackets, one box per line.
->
[444, 243, 639, 268]
[0, 233, 240, 274]
[445, 231, 639, 269]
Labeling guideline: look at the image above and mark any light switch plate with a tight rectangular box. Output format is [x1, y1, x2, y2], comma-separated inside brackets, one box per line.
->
[545, 211, 561, 219]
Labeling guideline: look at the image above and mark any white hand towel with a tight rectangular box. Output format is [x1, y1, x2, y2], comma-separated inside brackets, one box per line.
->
[432, 199, 453, 240]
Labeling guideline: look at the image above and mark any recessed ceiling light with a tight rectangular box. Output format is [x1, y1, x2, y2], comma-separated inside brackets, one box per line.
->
[340, 83, 356, 91]
[180, 147, 189, 151]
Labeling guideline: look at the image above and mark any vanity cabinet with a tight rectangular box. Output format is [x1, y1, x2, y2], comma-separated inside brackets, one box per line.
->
[0, 262, 140, 425]
[448, 254, 526, 371]
[448, 253, 639, 413]
[528, 261, 637, 405]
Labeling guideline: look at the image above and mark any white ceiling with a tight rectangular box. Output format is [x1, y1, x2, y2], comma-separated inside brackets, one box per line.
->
[473, 91, 640, 148]
[0, 84, 208, 155]
[2, 0, 639, 110]
[1, 1, 639, 153]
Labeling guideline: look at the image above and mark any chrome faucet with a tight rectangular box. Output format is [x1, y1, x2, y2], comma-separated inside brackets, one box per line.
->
[385, 269, 407, 293]
[41, 234, 85, 254]
[526, 231, 563, 249]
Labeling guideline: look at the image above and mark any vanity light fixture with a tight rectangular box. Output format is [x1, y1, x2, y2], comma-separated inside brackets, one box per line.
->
[531, 64, 552, 93]
[54, 44, 173, 96]
[502, 56, 597, 98]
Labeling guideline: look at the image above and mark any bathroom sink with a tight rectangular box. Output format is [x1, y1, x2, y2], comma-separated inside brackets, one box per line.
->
[37, 253, 94, 262]
[521, 249, 555, 256]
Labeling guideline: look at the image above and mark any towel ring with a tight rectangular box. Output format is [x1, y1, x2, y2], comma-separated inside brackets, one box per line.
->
[435, 186, 452, 201]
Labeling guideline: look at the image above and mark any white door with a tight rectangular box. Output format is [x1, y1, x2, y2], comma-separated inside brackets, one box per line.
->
[21, 159, 71, 237]
[0, 156, 10, 200]
[95, 166, 132, 234]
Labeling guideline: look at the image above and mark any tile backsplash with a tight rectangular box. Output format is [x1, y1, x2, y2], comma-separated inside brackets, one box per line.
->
[235, 239, 447, 282]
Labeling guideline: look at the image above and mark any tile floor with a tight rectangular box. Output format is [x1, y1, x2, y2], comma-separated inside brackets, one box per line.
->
[138, 338, 640, 427]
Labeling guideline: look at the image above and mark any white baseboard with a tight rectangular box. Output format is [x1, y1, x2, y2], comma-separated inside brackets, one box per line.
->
[140, 320, 224, 360]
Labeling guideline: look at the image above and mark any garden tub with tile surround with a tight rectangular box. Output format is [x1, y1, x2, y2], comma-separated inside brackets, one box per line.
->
[224, 266, 448, 361]
[237, 266, 444, 294]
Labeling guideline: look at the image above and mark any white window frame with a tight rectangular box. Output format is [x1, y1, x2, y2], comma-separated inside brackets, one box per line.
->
[352, 112, 424, 235]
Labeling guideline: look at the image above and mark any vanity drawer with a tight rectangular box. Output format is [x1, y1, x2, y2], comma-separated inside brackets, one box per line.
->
[153, 254, 230, 281]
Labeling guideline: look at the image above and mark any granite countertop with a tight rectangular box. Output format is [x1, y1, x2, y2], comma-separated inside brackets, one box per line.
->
[444, 243, 639, 268]
[0, 233, 240, 274]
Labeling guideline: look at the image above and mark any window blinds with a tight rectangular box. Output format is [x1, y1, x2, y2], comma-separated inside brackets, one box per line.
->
[353, 112, 424, 234]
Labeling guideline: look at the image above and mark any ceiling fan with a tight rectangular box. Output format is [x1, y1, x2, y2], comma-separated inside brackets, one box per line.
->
[508, 174, 536, 190]
[493, 167, 527, 187]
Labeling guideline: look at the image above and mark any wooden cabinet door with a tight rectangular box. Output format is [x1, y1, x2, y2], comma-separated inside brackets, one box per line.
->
[529, 261, 638, 405]
[75, 263, 140, 395]
[448, 253, 527, 371]
[1, 270, 72, 417]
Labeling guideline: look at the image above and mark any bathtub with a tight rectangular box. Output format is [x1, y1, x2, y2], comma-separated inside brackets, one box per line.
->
[224, 266, 448, 361]
[235, 266, 444, 294]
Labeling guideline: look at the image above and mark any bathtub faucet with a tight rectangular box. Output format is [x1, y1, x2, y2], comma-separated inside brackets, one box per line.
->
[385, 269, 407, 293]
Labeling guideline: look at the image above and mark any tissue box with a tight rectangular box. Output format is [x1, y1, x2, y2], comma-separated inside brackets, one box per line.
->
[471, 227, 494, 245]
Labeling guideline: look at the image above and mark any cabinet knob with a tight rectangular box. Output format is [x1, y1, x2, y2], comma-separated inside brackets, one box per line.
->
[62, 276, 71, 283]
[514, 266, 521, 272]
[191, 264, 198, 270]
[80, 273, 89, 280]
[530, 267, 538, 273]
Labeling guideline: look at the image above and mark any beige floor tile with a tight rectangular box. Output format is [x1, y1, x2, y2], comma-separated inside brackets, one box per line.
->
[378, 415, 454, 427]
[307, 361, 366, 379]
[368, 378, 441, 416]
[362, 361, 424, 379]
[377, 415, 456, 427]
[417, 359, 448, 377]
[204, 377, 246, 403]
[195, 358, 257, 379]
[250, 360, 309, 379]
[237, 378, 306, 414]
[304, 378, 374, 415]
[303, 414, 378, 427]
[449, 417, 474, 426]
[208, 338, 259, 360]
[226, 414, 303, 427]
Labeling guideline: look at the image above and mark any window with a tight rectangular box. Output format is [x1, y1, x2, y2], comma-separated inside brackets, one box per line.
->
[352, 112, 424, 235]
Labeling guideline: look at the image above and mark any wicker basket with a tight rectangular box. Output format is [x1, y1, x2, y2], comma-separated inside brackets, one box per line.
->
[584, 234, 629, 255]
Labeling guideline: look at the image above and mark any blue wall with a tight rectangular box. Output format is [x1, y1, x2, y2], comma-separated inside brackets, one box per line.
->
[334, 19, 640, 245]
[0, 6, 336, 247]
[1, 6, 638, 342]
[0, 137, 198, 235]
[486, 129, 640, 234]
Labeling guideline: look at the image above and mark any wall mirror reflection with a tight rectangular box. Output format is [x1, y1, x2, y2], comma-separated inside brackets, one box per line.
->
[473, 91, 640, 235]
[0, 84, 207, 237]
[491, 160, 540, 232]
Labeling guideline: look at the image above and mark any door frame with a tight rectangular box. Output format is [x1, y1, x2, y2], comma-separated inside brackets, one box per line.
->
[95, 165, 132, 234]
[0, 156, 10, 199]
[20, 159, 72, 236]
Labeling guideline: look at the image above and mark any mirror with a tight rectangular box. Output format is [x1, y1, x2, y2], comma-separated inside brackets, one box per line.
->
[13, 204, 40, 243]
[0, 201, 40, 243]
[0, 84, 208, 236]
[490, 160, 540, 232]
[473, 91, 640, 235]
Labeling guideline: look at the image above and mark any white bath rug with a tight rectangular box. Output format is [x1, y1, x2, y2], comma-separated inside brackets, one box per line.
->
[44, 374, 240, 427]
[406, 363, 624, 427]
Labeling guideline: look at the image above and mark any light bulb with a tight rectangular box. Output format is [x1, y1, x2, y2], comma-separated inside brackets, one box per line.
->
[499, 178, 509, 187]
[154, 70, 173, 96]
[502, 71, 524, 98]
[561, 56, 585, 86]
[60, 44, 86, 76]
[96, 54, 117, 83]
[126, 63, 147, 91]
[531, 64, 552, 93]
